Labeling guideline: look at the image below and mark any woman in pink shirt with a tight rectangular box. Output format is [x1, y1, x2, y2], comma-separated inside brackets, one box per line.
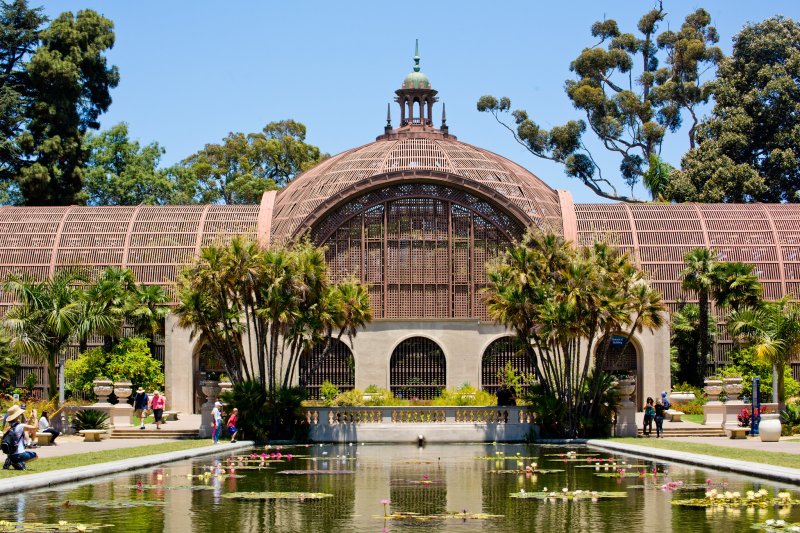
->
[149, 391, 166, 430]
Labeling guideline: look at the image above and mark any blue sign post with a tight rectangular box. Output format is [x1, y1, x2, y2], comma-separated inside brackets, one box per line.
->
[751, 377, 761, 435]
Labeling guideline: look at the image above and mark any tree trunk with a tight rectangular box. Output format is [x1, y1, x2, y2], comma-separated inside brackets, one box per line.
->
[698, 294, 709, 386]
[47, 352, 58, 400]
[775, 363, 785, 409]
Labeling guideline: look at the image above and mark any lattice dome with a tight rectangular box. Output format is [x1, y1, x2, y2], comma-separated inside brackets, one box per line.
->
[271, 137, 564, 242]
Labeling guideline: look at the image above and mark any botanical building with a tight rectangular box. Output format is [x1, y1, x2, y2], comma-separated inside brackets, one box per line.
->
[3, 52, 800, 413]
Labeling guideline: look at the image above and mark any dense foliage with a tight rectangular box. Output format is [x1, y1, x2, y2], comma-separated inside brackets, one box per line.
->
[65, 338, 164, 398]
[220, 380, 307, 441]
[667, 17, 800, 202]
[484, 231, 665, 437]
[71, 409, 109, 431]
[478, 7, 721, 201]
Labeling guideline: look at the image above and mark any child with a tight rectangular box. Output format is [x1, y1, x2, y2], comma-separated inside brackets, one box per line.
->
[227, 408, 239, 443]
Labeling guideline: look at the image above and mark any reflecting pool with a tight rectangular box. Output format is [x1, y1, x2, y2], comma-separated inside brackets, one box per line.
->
[1, 443, 798, 532]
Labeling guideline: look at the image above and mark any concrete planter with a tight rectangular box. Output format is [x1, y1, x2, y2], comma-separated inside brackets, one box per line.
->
[704, 379, 723, 402]
[92, 379, 114, 405]
[613, 379, 637, 437]
[219, 381, 233, 398]
[669, 391, 696, 403]
[760, 413, 782, 442]
[111, 381, 134, 429]
[723, 377, 744, 400]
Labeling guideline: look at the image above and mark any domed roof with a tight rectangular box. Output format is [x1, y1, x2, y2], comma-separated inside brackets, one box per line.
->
[403, 71, 430, 89]
[271, 135, 564, 241]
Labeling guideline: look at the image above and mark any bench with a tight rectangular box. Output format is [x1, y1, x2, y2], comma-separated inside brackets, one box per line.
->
[35, 432, 54, 446]
[725, 427, 749, 439]
[163, 411, 179, 421]
[666, 410, 684, 422]
[79, 430, 106, 442]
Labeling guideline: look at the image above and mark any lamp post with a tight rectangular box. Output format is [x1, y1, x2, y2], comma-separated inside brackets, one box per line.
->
[58, 353, 66, 407]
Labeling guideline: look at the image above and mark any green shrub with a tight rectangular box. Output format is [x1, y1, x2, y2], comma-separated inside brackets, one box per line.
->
[221, 381, 308, 442]
[71, 409, 109, 431]
[332, 388, 364, 406]
[65, 347, 108, 397]
[319, 381, 340, 406]
[781, 402, 800, 436]
[431, 384, 496, 406]
[727, 347, 800, 402]
[364, 384, 379, 394]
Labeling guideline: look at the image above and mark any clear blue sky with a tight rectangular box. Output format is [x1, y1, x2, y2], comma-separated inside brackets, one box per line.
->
[44, 1, 799, 203]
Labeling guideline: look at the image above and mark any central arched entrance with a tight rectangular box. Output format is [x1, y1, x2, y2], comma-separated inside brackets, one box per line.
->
[596, 334, 641, 407]
[390, 337, 446, 400]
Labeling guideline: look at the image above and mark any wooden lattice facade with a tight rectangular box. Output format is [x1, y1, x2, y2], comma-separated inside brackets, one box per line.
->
[390, 337, 446, 400]
[299, 338, 355, 399]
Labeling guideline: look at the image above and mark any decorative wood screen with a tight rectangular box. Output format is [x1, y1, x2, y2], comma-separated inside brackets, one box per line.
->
[481, 336, 532, 394]
[390, 337, 446, 400]
[312, 183, 523, 320]
[595, 335, 638, 373]
[299, 338, 355, 399]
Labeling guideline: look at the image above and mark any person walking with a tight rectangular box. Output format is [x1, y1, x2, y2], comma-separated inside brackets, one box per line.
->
[654, 398, 666, 438]
[37, 411, 60, 444]
[643, 397, 655, 437]
[133, 387, 149, 430]
[211, 401, 223, 444]
[149, 390, 166, 430]
[227, 408, 239, 443]
[2, 405, 38, 470]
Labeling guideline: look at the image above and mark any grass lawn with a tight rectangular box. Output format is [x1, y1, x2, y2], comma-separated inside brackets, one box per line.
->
[607, 438, 800, 470]
[0, 440, 212, 479]
[682, 414, 704, 424]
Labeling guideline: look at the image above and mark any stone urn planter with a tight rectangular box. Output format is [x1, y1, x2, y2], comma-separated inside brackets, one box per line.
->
[614, 378, 636, 406]
[219, 381, 233, 397]
[669, 391, 696, 403]
[113, 381, 133, 401]
[760, 413, 782, 442]
[93, 379, 114, 405]
[704, 379, 724, 403]
[200, 380, 221, 405]
[723, 377, 744, 403]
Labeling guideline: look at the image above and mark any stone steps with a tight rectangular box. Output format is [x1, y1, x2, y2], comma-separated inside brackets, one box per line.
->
[110, 429, 199, 439]
[637, 427, 725, 438]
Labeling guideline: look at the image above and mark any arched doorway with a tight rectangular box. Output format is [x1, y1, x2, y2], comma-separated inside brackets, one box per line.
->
[390, 337, 446, 400]
[481, 336, 533, 394]
[193, 343, 225, 413]
[299, 338, 355, 399]
[596, 334, 641, 407]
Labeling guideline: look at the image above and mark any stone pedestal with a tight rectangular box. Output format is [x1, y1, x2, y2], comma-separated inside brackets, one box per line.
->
[198, 380, 221, 438]
[92, 379, 114, 407]
[702, 379, 724, 426]
[614, 379, 638, 437]
[111, 381, 134, 429]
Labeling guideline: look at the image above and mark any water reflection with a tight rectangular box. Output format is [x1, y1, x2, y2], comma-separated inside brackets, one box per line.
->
[0, 443, 799, 532]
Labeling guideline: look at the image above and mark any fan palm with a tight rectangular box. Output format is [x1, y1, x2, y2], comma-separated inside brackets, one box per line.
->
[127, 284, 170, 355]
[4, 269, 86, 398]
[85, 266, 137, 350]
[728, 298, 800, 407]
[680, 248, 717, 384]
[714, 261, 762, 312]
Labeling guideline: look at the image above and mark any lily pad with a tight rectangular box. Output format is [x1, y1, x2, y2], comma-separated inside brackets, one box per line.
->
[574, 464, 650, 469]
[543, 453, 600, 457]
[277, 470, 355, 475]
[489, 469, 564, 474]
[0, 520, 111, 532]
[474, 456, 539, 460]
[673, 489, 800, 508]
[222, 491, 333, 501]
[510, 491, 627, 500]
[594, 472, 667, 478]
[122, 484, 216, 491]
[382, 511, 504, 521]
[55, 500, 165, 509]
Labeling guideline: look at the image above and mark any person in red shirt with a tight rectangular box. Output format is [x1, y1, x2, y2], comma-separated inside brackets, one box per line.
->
[227, 408, 238, 443]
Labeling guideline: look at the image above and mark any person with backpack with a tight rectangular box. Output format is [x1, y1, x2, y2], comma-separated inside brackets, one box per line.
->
[2, 405, 38, 470]
[661, 392, 671, 411]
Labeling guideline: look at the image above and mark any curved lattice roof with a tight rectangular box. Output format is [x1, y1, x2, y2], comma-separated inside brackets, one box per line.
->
[271, 136, 563, 242]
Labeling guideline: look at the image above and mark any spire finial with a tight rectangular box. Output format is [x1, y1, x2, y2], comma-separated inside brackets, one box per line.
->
[441, 102, 447, 126]
[413, 39, 420, 72]
[386, 103, 391, 126]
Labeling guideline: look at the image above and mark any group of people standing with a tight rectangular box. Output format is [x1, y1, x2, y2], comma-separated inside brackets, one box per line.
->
[642, 392, 671, 438]
[211, 401, 238, 444]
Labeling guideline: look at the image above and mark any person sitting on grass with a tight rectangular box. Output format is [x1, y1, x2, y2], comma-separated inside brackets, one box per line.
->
[38, 411, 60, 445]
[2, 405, 38, 470]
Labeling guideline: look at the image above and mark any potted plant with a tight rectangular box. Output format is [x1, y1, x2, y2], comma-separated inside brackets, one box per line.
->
[669, 383, 696, 402]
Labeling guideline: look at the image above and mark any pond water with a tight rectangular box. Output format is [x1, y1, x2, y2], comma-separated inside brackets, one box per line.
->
[1, 443, 799, 532]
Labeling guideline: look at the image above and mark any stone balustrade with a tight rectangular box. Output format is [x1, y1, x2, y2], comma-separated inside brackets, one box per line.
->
[305, 406, 534, 443]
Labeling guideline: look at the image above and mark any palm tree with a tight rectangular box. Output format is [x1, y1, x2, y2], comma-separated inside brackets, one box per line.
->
[3, 270, 86, 398]
[0, 335, 18, 383]
[671, 303, 717, 385]
[680, 248, 717, 384]
[714, 261, 762, 312]
[85, 267, 138, 350]
[728, 299, 800, 407]
[127, 284, 170, 356]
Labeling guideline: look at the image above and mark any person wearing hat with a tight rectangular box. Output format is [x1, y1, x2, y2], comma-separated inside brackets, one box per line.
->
[2, 405, 38, 470]
[661, 392, 671, 411]
[211, 401, 223, 444]
[149, 390, 166, 430]
[133, 387, 149, 430]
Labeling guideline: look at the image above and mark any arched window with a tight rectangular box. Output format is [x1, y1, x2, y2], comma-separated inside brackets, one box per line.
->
[390, 337, 446, 400]
[595, 335, 638, 374]
[299, 338, 355, 399]
[481, 337, 532, 394]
